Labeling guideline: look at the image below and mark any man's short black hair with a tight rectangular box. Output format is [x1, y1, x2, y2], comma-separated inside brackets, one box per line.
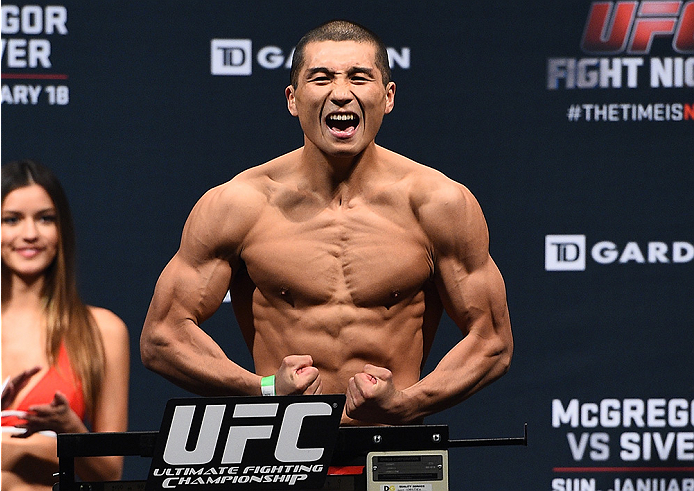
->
[290, 20, 391, 88]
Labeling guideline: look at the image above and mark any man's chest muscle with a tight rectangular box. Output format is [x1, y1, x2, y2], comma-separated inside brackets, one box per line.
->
[240, 205, 432, 307]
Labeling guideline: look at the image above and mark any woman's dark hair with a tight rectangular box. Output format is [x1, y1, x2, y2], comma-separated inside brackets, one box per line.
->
[2, 159, 76, 284]
[1, 159, 105, 414]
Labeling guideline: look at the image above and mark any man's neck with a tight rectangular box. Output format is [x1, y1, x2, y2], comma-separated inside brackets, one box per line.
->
[298, 141, 380, 198]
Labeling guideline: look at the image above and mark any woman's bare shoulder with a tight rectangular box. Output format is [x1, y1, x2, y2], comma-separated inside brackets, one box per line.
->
[87, 306, 128, 344]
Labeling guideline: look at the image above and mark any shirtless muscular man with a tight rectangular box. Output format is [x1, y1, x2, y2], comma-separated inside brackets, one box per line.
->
[141, 20, 513, 426]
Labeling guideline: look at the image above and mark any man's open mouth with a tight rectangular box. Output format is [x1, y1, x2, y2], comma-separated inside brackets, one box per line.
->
[326, 112, 360, 137]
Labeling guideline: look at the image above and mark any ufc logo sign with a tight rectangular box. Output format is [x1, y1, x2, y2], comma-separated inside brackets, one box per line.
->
[163, 401, 332, 465]
[581, 1, 694, 54]
[147, 396, 344, 490]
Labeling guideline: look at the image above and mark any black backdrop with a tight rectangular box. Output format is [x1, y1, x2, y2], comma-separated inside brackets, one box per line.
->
[2, 1, 693, 488]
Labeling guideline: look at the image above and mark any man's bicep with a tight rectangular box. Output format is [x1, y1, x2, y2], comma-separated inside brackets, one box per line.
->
[152, 185, 248, 325]
[151, 248, 232, 328]
[436, 254, 509, 336]
[423, 184, 509, 336]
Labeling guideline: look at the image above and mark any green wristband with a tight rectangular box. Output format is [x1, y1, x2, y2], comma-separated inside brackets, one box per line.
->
[260, 375, 276, 396]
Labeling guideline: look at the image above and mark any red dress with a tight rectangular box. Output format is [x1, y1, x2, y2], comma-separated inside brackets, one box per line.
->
[1, 343, 86, 429]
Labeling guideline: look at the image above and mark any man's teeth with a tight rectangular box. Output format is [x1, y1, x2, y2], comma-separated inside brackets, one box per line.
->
[329, 114, 355, 121]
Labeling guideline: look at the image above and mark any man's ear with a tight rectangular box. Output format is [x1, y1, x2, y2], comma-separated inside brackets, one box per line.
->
[384, 81, 396, 115]
[286, 85, 298, 117]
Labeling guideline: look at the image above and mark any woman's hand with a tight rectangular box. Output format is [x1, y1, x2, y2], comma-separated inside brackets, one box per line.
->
[14, 391, 85, 437]
[1, 366, 41, 410]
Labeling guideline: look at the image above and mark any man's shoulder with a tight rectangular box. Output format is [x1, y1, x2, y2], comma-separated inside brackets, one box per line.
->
[377, 149, 484, 244]
[196, 164, 273, 208]
[188, 150, 301, 237]
[378, 146, 463, 184]
[213, 149, 300, 198]
[378, 147, 473, 207]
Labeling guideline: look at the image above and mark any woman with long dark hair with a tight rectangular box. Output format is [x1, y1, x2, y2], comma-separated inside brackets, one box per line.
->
[1, 160, 129, 489]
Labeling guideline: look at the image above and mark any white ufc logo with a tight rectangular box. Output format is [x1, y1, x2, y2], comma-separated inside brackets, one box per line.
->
[163, 401, 332, 465]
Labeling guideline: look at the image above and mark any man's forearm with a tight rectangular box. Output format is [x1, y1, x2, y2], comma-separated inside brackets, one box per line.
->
[141, 321, 260, 396]
[403, 336, 512, 421]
